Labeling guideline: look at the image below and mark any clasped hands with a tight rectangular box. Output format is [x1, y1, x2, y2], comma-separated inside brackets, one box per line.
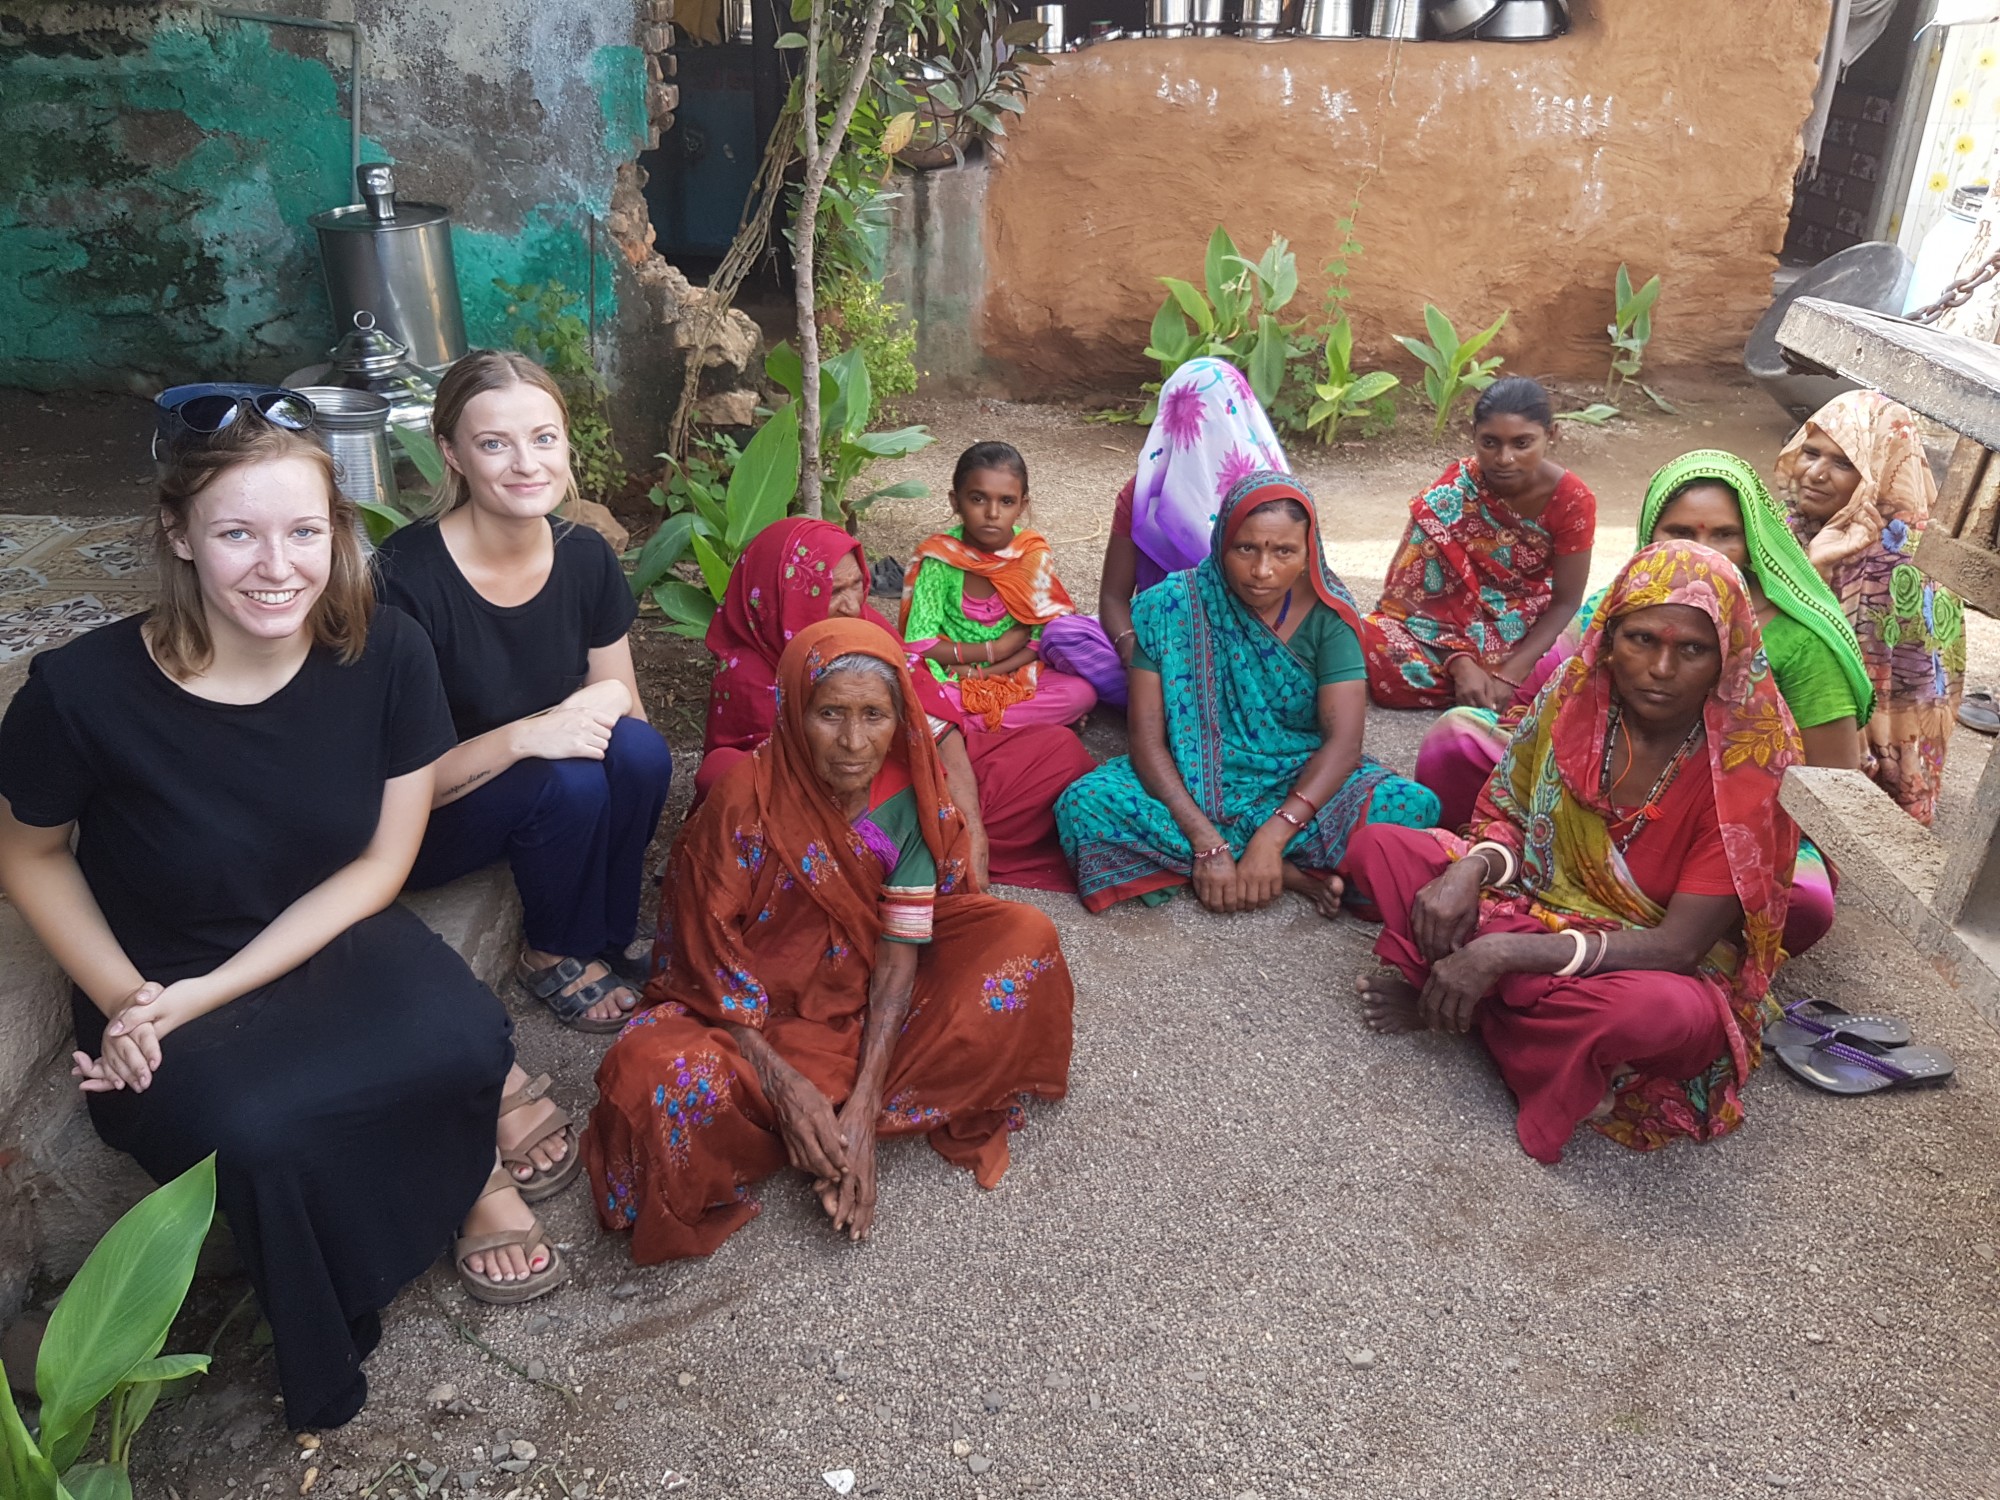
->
[71, 978, 200, 1094]
[1189, 826, 1288, 915]
[764, 1055, 881, 1243]
[1405, 854, 1510, 1034]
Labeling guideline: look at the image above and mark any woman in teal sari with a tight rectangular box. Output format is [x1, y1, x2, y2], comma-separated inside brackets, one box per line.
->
[1056, 472, 1440, 915]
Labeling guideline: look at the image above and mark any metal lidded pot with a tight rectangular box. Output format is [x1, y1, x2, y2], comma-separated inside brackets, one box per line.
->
[1242, 0, 1286, 38]
[328, 311, 439, 432]
[1368, 0, 1423, 36]
[1297, 0, 1358, 37]
[1191, 0, 1227, 35]
[294, 385, 401, 515]
[310, 163, 469, 375]
[1149, 0, 1193, 36]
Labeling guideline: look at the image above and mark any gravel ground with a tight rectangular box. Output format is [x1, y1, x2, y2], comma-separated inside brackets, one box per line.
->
[63, 374, 2000, 1498]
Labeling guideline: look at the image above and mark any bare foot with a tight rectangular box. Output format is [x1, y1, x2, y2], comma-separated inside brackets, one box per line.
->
[1284, 863, 1344, 921]
[521, 947, 636, 1025]
[1587, 1069, 1639, 1122]
[498, 1063, 571, 1183]
[1356, 972, 1424, 1034]
[461, 1181, 553, 1284]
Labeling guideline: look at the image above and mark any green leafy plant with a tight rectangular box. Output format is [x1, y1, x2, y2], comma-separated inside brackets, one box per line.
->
[1554, 402, 1621, 427]
[1143, 227, 1302, 415]
[766, 341, 933, 527]
[818, 272, 918, 418]
[1299, 317, 1401, 444]
[892, 9, 1052, 166]
[629, 403, 803, 639]
[494, 279, 629, 503]
[1394, 305, 1509, 437]
[2, 1156, 217, 1500]
[1605, 264, 1673, 412]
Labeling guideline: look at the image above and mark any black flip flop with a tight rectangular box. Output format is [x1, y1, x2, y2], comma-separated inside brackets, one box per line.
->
[1959, 690, 2000, 736]
[1763, 997, 1914, 1051]
[1774, 1034, 1955, 1095]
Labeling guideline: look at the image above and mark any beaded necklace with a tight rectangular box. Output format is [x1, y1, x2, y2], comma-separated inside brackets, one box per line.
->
[1597, 702, 1704, 854]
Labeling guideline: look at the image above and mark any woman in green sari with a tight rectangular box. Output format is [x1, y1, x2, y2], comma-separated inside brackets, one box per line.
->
[1414, 450, 1871, 954]
[1055, 472, 1439, 915]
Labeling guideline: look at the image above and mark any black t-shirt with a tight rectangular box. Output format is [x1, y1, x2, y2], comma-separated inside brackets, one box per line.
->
[373, 517, 638, 742]
[0, 608, 455, 979]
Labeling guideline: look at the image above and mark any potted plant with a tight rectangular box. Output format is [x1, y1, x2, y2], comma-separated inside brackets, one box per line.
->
[892, 6, 1052, 170]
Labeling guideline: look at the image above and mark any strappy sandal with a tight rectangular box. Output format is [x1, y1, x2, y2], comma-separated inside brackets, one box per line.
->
[516, 955, 634, 1035]
[499, 1073, 582, 1204]
[1959, 690, 2000, 735]
[1774, 1034, 1956, 1096]
[455, 1168, 568, 1306]
[1763, 997, 1915, 1052]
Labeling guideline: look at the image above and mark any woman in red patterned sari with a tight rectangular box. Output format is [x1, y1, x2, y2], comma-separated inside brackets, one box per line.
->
[586, 618, 1074, 1262]
[1360, 379, 1595, 710]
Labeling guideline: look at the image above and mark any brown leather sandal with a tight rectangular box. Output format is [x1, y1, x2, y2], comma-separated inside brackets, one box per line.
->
[455, 1169, 568, 1306]
[499, 1073, 583, 1204]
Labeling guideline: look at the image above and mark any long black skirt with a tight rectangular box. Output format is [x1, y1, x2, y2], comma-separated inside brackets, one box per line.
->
[81, 906, 512, 1429]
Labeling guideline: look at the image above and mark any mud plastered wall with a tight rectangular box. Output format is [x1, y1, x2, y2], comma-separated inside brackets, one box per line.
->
[980, 2, 1829, 392]
[0, 1, 651, 395]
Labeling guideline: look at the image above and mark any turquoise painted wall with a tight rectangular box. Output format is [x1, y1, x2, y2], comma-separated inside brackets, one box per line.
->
[0, 11, 648, 390]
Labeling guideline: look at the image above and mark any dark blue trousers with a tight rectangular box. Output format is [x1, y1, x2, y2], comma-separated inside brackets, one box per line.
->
[409, 717, 674, 959]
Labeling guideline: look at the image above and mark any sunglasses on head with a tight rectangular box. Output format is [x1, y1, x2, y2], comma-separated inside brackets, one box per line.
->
[163, 388, 317, 437]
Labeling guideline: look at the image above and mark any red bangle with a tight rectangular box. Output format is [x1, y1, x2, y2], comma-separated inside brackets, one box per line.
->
[1192, 842, 1230, 862]
[1274, 808, 1308, 831]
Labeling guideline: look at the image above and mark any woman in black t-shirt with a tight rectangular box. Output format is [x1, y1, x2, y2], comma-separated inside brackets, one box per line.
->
[0, 417, 567, 1432]
[377, 352, 673, 1037]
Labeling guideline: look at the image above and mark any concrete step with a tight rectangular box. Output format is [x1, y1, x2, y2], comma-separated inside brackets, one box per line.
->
[0, 866, 522, 1319]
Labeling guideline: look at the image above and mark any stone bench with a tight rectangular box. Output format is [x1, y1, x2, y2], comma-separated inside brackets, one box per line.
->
[0, 867, 522, 1322]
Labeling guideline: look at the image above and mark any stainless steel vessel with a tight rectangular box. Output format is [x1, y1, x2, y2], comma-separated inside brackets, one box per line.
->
[1243, 0, 1286, 38]
[1473, 0, 1564, 38]
[295, 385, 400, 514]
[1149, 0, 1193, 34]
[1297, 0, 1357, 36]
[1191, 0, 1227, 35]
[1427, 0, 1499, 37]
[327, 311, 438, 432]
[1367, 0, 1423, 36]
[310, 163, 468, 375]
[1033, 4, 1066, 48]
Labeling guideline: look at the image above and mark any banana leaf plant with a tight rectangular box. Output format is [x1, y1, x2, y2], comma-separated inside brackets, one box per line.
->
[1, 1156, 217, 1500]
[1142, 225, 1302, 416]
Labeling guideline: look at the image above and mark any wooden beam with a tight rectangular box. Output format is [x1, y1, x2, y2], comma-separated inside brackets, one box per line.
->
[1776, 299, 2000, 451]
[1936, 436, 1991, 535]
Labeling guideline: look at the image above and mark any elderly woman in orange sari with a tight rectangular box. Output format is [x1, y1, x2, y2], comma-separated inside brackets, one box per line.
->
[585, 618, 1075, 1261]
[1346, 542, 1801, 1165]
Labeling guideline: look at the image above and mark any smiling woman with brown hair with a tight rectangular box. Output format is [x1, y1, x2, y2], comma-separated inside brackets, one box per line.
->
[1347, 541, 1802, 1165]
[586, 618, 1074, 1263]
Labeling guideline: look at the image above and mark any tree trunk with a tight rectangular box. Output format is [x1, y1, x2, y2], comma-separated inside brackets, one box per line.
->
[792, 0, 893, 519]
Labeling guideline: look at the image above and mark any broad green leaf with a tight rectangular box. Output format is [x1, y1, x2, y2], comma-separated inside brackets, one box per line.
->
[1159, 278, 1214, 337]
[764, 341, 805, 402]
[1348, 371, 1400, 403]
[927, 79, 963, 113]
[1247, 316, 1287, 406]
[1327, 317, 1354, 376]
[1615, 262, 1633, 308]
[829, 348, 874, 441]
[646, 484, 672, 511]
[688, 532, 732, 603]
[774, 31, 808, 48]
[1269, 248, 1299, 312]
[1147, 298, 1188, 371]
[2, 1374, 61, 1500]
[627, 513, 692, 594]
[1001, 18, 1050, 45]
[1457, 310, 1510, 363]
[391, 426, 446, 488]
[1641, 383, 1679, 414]
[1555, 402, 1620, 425]
[687, 484, 727, 540]
[1393, 334, 1446, 377]
[1203, 225, 1238, 308]
[846, 426, 934, 457]
[988, 92, 1027, 115]
[1423, 304, 1458, 362]
[653, 580, 718, 634]
[1626, 275, 1662, 320]
[37, 1157, 215, 1476]
[357, 500, 409, 546]
[862, 479, 929, 502]
[59, 1465, 129, 1500]
[725, 402, 801, 552]
[881, 111, 917, 156]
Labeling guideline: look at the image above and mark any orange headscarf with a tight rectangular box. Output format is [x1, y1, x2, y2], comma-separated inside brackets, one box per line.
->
[1773, 390, 1937, 576]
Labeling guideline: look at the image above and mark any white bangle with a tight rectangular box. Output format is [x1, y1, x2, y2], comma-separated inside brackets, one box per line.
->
[1467, 840, 1517, 887]
[1553, 927, 1590, 978]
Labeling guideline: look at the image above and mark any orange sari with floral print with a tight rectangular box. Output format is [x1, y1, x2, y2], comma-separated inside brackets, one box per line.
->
[584, 619, 1074, 1264]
